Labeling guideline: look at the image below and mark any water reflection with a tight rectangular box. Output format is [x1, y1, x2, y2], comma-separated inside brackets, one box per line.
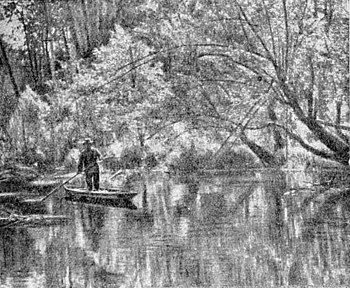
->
[0, 229, 36, 274]
[80, 206, 106, 251]
[1, 170, 350, 287]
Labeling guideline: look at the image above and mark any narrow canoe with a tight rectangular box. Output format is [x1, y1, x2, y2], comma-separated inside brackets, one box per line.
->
[64, 186, 138, 201]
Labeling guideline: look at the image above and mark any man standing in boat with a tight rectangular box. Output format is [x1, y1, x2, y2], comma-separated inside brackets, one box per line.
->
[77, 138, 102, 191]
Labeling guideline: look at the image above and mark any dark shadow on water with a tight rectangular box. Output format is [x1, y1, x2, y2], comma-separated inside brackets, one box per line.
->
[174, 192, 197, 218]
[15, 201, 48, 215]
[187, 177, 200, 194]
[199, 193, 227, 223]
[80, 205, 106, 252]
[124, 180, 154, 225]
[93, 267, 125, 287]
[64, 197, 138, 210]
[3, 170, 350, 287]
[260, 170, 287, 286]
[262, 170, 286, 240]
[124, 209, 154, 227]
[0, 228, 37, 276]
[302, 188, 350, 242]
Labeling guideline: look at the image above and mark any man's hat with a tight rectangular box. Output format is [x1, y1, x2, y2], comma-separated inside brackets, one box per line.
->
[82, 137, 93, 144]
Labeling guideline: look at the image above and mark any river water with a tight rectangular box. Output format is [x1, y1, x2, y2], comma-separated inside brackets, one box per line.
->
[1, 170, 350, 287]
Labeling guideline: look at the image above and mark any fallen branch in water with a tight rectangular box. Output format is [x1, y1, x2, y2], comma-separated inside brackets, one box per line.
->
[0, 214, 70, 229]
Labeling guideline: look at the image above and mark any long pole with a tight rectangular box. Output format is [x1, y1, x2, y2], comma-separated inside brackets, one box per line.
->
[39, 173, 80, 202]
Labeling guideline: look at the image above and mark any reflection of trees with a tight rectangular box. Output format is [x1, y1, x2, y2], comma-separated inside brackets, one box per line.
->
[281, 173, 350, 286]
[198, 193, 226, 224]
[261, 170, 315, 286]
[80, 206, 106, 252]
[261, 170, 286, 247]
[187, 177, 200, 195]
[128, 177, 248, 286]
[297, 188, 350, 286]
[68, 205, 133, 287]
[135, 175, 284, 286]
[44, 231, 70, 288]
[0, 229, 42, 282]
[54, 172, 350, 287]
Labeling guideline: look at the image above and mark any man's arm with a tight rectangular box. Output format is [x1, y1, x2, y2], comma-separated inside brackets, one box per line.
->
[95, 148, 102, 160]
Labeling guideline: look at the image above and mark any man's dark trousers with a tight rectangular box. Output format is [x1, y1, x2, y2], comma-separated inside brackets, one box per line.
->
[85, 167, 100, 190]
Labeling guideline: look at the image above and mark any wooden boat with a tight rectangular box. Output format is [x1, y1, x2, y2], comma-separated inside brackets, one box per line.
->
[64, 186, 138, 201]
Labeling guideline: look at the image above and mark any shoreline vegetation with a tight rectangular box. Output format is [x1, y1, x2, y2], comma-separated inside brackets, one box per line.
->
[0, 1, 348, 181]
[0, 1, 348, 284]
[1, 144, 349, 234]
[1, 142, 348, 192]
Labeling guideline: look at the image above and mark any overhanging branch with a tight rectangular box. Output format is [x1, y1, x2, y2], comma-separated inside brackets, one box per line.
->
[274, 123, 337, 161]
[316, 119, 350, 132]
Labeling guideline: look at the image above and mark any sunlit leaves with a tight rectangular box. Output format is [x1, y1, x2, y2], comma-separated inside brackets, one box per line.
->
[63, 23, 176, 144]
[3, 0, 346, 162]
[128, 0, 349, 161]
[0, 6, 25, 49]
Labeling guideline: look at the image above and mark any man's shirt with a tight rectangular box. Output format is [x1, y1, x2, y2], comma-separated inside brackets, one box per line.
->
[77, 147, 101, 173]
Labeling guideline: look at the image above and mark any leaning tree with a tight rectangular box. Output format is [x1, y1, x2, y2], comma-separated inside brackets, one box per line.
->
[132, 0, 349, 165]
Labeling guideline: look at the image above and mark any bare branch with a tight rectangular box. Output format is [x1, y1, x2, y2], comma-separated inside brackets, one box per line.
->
[261, 0, 277, 60]
[85, 43, 231, 95]
[290, 0, 309, 64]
[282, 0, 290, 70]
[233, 0, 277, 66]
[307, 54, 315, 118]
[197, 52, 264, 77]
[213, 97, 268, 157]
[146, 120, 181, 141]
[316, 119, 350, 132]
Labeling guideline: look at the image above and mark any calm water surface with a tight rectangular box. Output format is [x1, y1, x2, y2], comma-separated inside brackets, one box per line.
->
[1, 170, 350, 287]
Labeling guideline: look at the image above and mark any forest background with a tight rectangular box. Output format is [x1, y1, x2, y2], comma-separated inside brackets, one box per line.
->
[0, 0, 349, 173]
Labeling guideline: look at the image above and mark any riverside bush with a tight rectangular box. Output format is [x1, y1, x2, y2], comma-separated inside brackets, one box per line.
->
[212, 149, 257, 170]
[170, 145, 257, 172]
[119, 146, 143, 169]
[171, 143, 200, 173]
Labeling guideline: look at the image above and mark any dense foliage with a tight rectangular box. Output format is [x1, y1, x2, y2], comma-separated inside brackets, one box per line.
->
[171, 144, 258, 172]
[0, 0, 349, 168]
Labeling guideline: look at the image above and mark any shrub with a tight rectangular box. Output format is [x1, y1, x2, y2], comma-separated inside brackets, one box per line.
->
[170, 145, 257, 172]
[102, 156, 121, 171]
[171, 143, 200, 173]
[144, 153, 158, 169]
[212, 148, 256, 170]
[119, 146, 143, 169]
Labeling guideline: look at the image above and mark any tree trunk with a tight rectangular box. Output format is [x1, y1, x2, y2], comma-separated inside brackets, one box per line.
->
[22, 117, 27, 152]
[240, 132, 279, 167]
[0, 38, 21, 132]
[44, 2, 56, 82]
[129, 47, 136, 88]
[268, 103, 286, 152]
[66, 1, 81, 58]
[62, 28, 71, 60]
[281, 81, 349, 164]
[300, 117, 348, 165]
[80, 0, 92, 57]
[21, 14, 38, 85]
